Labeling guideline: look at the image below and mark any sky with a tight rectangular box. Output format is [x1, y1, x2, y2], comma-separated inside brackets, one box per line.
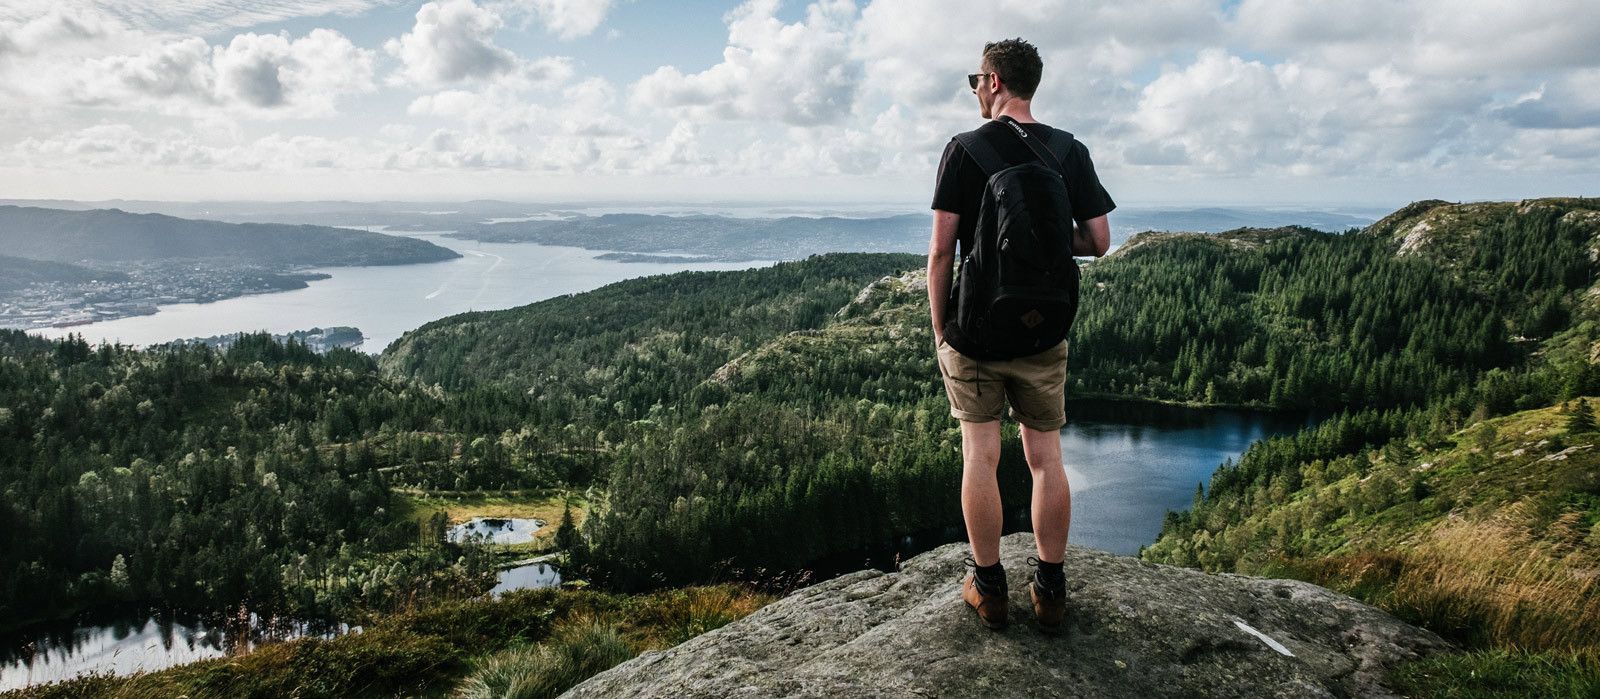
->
[0, 0, 1597, 208]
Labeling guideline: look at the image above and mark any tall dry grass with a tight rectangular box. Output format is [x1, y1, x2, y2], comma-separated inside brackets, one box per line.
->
[1296, 503, 1599, 653]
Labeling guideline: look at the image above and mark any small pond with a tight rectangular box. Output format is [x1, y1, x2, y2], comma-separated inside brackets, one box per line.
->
[491, 562, 563, 597]
[447, 517, 546, 545]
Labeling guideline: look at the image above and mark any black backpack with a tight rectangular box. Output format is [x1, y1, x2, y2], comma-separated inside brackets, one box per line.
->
[949, 116, 1081, 359]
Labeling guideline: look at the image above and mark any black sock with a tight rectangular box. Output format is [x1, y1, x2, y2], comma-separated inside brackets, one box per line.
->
[974, 561, 1006, 595]
[1034, 559, 1064, 591]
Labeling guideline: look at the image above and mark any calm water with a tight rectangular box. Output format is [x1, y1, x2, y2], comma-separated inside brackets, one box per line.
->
[1059, 399, 1326, 555]
[491, 563, 562, 596]
[0, 611, 353, 692]
[30, 230, 775, 354]
[447, 517, 545, 545]
[732, 399, 1326, 587]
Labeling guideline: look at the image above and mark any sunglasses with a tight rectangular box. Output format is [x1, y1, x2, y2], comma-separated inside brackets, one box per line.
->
[968, 72, 994, 90]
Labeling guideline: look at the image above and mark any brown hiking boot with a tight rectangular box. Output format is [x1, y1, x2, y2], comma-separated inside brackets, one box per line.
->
[1027, 556, 1067, 630]
[1029, 580, 1067, 629]
[961, 556, 1008, 629]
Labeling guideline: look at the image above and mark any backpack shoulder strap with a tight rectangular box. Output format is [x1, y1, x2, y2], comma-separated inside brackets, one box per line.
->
[996, 115, 1073, 175]
[952, 130, 1007, 178]
[1043, 129, 1074, 172]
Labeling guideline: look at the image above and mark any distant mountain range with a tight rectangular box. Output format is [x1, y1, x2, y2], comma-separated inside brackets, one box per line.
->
[440, 207, 1379, 262]
[0, 205, 459, 267]
[0, 199, 1383, 244]
[445, 213, 932, 262]
[1110, 206, 1378, 233]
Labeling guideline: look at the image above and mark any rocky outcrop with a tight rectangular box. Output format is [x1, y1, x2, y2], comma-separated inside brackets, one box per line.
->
[561, 533, 1451, 698]
[1360, 198, 1600, 261]
[1105, 227, 1319, 260]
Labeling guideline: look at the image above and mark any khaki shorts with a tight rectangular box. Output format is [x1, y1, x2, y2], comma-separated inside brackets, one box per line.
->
[936, 337, 1068, 432]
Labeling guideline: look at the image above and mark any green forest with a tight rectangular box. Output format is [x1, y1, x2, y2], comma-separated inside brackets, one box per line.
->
[1142, 200, 1600, 694]
[0, 254, 917, 631]
[4, 197, 1599, 696]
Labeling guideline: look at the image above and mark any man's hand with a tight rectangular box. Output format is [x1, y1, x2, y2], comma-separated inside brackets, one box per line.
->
[928, 209, 960, 348]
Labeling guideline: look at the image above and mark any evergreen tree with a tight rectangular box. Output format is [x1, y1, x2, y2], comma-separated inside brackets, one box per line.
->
[555, 502, 581, 552]
[1567, 398, 1596, 434]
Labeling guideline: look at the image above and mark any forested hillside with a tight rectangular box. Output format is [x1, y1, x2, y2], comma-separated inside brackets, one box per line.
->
[0, 331, 528, 631]
[1070, 199, 1596, 407]
[378, 253, 922, 427]
[8, 198, 1600, 695]
[1141, 198, 1600, 695]
[375, 198, 1600, 593]
[0, 256, 128, 291]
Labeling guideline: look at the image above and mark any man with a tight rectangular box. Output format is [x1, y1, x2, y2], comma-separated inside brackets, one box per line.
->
[928, 37, 1114, 630]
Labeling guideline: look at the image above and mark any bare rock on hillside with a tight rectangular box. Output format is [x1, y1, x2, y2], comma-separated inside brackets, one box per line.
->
[560, 532, 1451, 699]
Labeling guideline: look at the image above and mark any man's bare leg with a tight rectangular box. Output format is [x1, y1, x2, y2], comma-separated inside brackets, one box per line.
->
[1020, 424, 1070, 563]
[959, 418, 1005, 565]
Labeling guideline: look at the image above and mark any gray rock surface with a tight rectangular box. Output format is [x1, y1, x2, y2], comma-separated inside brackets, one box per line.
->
[561, 532, 1452, 698]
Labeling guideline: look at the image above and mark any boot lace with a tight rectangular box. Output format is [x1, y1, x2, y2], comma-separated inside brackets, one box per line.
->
[1026, 555, 1066, 599]
[962, 555, 1006, 594]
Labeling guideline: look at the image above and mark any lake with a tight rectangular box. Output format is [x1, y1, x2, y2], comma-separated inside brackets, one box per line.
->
[1058, 398, 1326, 555]
[0, 610, 353, 692]
[712, 399, 1325, 588]
[30, 230, 775, 354]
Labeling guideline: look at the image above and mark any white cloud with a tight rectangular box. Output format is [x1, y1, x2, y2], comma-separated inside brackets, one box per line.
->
[386, 0, 573, 89]
[1121, 49, 1491, 176]
[1101, 0, 1600, 178]
[0, 7, 109, 56]
[406, 76, 627, 137]
[851, 0, 1220, 109]
[387, 0, 518, 86]
[214, 30, 376, 111]
[50, 28, 375, 117]
[1494, 69, 1600, 131]
[630, 0, 861, 126]
[1233, 0, 1600, 77]
[0, 0, 394, 35]
[501, 0, 618, 40]
[4, 0, 1600, 202]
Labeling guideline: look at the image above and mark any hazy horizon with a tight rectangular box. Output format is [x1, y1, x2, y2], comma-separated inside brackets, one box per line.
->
[0, 196, 1426, 215]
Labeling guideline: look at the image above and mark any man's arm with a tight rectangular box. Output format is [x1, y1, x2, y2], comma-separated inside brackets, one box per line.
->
[1071, 214, 1111, 257]
[928, 209, 960, 345]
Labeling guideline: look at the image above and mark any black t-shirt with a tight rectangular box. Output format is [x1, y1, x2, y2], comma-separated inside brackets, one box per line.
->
[930, 119, 1116, 359]
[931, 119, 1116, 256]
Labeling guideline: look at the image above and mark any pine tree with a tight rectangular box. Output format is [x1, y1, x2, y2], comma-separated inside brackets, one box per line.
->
[109, 554, 131, 598]
[555, 502, 580, 552]
[1567, 398, 1596, 434]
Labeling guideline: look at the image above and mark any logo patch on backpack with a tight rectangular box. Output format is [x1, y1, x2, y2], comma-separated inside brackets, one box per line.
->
[1021, 309, 1044, 328]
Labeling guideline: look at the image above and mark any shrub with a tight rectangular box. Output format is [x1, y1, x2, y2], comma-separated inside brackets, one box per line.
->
[454, 618, 634, 699]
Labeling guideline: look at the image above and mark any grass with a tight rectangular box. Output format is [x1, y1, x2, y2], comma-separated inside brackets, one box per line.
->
[454, 617, 634, 699]
[1280, 507, 1599, 653]
[1390, 648, 1600, 699]
[3, 583, 774, 699]
[1161, 399, 1600, 696]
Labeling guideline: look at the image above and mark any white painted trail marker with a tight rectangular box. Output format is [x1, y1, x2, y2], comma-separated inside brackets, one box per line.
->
[1233, 618, 1296, 657]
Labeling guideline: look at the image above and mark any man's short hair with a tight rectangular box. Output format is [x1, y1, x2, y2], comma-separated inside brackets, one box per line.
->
[981, 38, 1042, 100]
